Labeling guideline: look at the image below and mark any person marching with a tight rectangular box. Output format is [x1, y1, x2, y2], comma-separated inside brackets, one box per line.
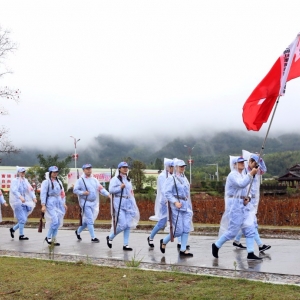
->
[0, 189, 8, 223]
[147, 158, 174, 247]
[9, 167, 37, 240]
[212, 157, 261, 260]
[107, 162, 140, 251]
[74, 163, 110, 243]
[160, 159, 193, 257]
[233, 152, 271, 252]
[40, 166, 67, 246]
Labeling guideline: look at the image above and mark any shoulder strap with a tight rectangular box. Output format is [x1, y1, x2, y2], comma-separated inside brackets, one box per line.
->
[45, 180, 50, 205]
[117, 175, 123, 183]
[173, 176, 180, 202]
[57, 178, 63, 187]
[81, 178, 88, 191]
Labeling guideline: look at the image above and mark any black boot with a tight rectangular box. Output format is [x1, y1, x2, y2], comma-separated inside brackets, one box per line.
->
[106, 236, 112, 249]
[212, 243, 219, 258]
[123, 245, 133, 251]
[233, 241, 246, 249]
[9, 228, 15, 238]
[75, 230, 82, 240]
[259, 244, 271, 253]
[45, 237, 60, 246]
[45, 237, 51, 244]
[247, 252, 263, 260]
[147, 236, 154, 248]
[179, 251, 193, 257]
[19, 235, 29, 241]
[160, 239, 166, 254]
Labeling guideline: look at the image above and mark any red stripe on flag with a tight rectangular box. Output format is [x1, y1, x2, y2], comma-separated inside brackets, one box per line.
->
[242, 58, 281, 131]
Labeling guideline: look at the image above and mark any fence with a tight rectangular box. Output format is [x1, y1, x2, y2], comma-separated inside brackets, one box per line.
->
[2, 193, 300, 226]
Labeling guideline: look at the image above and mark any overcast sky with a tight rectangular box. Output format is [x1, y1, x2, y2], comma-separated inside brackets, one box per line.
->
[1, 1, 300, 151]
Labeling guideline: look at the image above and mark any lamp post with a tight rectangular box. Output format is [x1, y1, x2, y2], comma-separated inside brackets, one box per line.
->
[110, 165, 116, 179]
[184, 145, 195, 184]
[206, 163, 219, 181]
[70, 136, 80, 169]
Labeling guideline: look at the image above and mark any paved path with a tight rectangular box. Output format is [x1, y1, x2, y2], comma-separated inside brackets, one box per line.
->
[1, 227, 299, 276]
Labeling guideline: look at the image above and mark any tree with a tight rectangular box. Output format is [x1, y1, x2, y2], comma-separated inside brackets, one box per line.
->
[27, 154, 72, 190]
[37, 154, 72, 181]
[145, 175, 157, 188]
[122, 156, 133, 167]
[129, 160, 146, 192]
[154, 158, 163, 171]
[26, 165, 43, 191]
[0, 26, 21, 156]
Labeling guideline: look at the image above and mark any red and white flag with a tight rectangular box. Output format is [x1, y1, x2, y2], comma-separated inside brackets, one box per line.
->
[243, 34, 300, 131]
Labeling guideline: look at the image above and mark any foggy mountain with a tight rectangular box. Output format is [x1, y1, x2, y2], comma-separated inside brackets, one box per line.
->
[2, 131, 300, 177]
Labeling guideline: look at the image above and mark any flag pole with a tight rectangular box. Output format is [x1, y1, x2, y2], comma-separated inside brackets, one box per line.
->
[258, 96, 280, 158]
[245, 96, 280, 198]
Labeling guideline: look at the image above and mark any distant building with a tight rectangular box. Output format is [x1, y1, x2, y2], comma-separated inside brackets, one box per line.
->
[0, 166, 159, 192]
[278, 164, 300, 188]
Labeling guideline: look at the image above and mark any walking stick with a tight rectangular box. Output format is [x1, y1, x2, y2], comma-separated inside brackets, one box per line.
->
[76, 170, 84, 226]
[80, 178, 88, 226]
[111, 194, 117, 235]
[115, 181, 124, 231]
[38, 212, 44, 233]
[168, 201, 174, 242]
[172, 176, 181, 239]
[38, 181, 49, 233]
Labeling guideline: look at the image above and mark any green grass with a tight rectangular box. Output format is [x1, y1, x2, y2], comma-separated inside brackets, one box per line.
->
[0, 257, 300, 299]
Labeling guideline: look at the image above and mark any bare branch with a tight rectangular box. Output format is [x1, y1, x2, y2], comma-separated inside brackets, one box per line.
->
[0, 127, 9, 136]
[0, 25, 20, 156]
[0, 27, 17, 63]
[0, 130, 20, 154]
[0, 106, 8, 115]
[0, 86, 21, 102]
[0, 71, 12, 77]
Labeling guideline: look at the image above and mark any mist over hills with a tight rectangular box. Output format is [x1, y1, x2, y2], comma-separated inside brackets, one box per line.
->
[2, 131, 300, 177]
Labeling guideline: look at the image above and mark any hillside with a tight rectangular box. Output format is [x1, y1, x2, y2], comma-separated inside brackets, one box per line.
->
[2, 131, 300, 177]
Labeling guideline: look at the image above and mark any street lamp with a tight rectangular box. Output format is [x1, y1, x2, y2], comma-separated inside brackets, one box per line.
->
[206, 163, 219, 181]
[110, 165, 116, 179]
[70, 136, 80, 169]
[184, 145, 195, 184]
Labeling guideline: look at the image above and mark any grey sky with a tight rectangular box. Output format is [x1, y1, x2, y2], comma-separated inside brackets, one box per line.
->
[1, 1, 300, 151]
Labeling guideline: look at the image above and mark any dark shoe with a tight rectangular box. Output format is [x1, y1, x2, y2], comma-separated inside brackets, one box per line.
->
[91, 238, 100, 243]
[45, 237, 60, 246]
[259, 244, 271, 253]
[160, 239, 166, 254]
[247, 252, 263, 260]
[123, 245, 133, 251]
[9, 228, 15, 238]
[106, 236, 112, 249]
[45, 237, 51, 244]
[212, 243, 219, 258]
[233, 242, 246, 249]
[19, 235, 29, 240]
[75, 230, 82, 240]
[177, 244, 190, 249]
[147, 236, 154, 248]
[179, 251, 193, 257]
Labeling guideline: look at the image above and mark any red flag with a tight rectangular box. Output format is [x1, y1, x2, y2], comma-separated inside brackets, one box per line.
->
[243, 34, 300, 131]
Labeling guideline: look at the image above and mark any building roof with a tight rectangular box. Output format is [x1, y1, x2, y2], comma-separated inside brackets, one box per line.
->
[288, 164, 300, 171]
[278, 171, 300, 181]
